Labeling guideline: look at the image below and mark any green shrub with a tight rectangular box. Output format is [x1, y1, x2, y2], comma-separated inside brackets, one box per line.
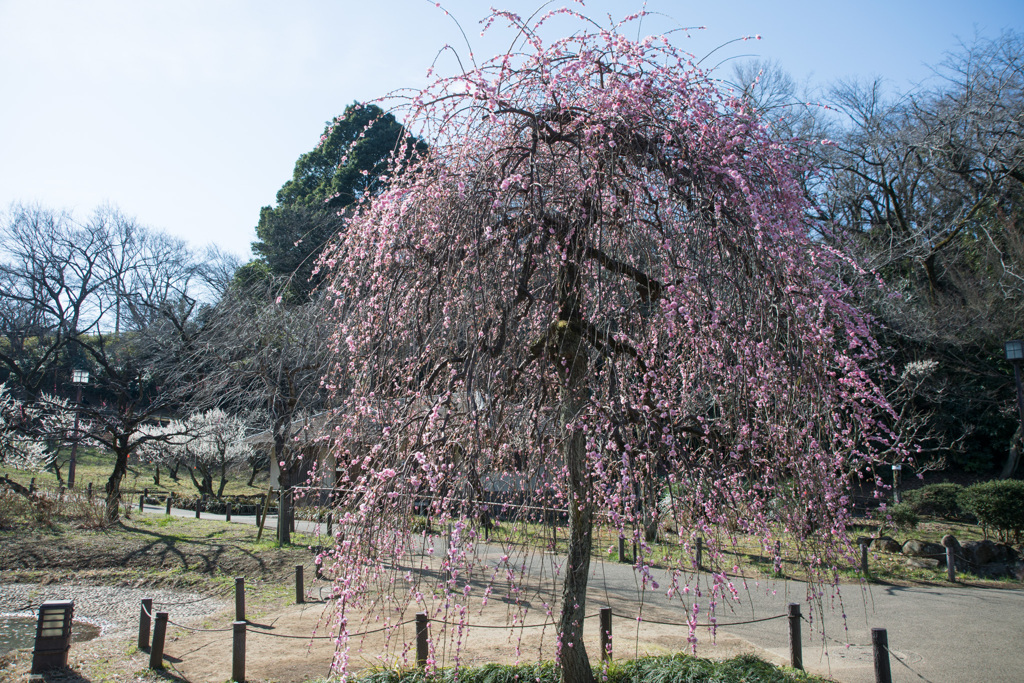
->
[958, 480, 1024, 543]
[903, 483, 965, 520]
[872, 502, 919, 530]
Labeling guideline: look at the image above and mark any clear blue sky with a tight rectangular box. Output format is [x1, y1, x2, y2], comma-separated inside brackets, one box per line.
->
[1, 0, 1020, 260]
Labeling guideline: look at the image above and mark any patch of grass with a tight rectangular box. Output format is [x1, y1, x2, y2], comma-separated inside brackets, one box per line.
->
[2, 444, 270, 501]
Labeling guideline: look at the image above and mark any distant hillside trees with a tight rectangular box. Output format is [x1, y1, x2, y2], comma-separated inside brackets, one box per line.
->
[735, 31, 1024, 474]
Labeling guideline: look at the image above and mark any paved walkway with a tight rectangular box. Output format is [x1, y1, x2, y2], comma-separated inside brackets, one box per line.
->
[141, 503, 1023, 682]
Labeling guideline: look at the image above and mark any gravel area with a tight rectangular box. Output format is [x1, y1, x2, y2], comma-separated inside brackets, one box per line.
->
[0, 583, 227, 638]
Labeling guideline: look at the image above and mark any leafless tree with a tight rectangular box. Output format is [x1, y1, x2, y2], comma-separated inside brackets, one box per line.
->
[812, 32, 1024, 474]
[183, 282, 334, 542]
[0, 203, 207, 519]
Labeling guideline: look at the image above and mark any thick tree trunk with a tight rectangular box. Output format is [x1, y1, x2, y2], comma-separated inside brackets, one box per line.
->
[105, 448, 130, 523]
[556, 334, 595, 683]
[217, 459, 229, 499]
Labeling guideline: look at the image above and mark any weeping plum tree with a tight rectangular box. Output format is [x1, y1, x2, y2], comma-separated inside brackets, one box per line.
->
[319, 12, 893, 682]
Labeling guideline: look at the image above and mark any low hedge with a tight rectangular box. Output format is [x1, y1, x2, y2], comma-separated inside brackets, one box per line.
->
[903, 483, 965, 520]
[957, 479, 1024, 544]
[146, 493, 266, 516]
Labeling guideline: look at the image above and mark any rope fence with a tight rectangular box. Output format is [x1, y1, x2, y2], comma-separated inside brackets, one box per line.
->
[128, 563, 907, 683]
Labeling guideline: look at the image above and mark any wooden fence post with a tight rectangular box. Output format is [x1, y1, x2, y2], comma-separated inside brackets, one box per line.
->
[871, 628, 892, 683]
[232, 620, 246, 683]
[87, 482, 93, 501]
[165, 495, 172, 515]
[295, 565, 304, 604]
[138, 598, 153, 650]
[696, 537, 703, 569]
[618, 537, 626, 563]
[226, 502, 232, 522]
[946, 545, 956, 582]
[788, 603, 802, 670]
[235, 577, 245, 622]
[416, 613, 429, 667]
[599, 606, 612, 661]
[149, 612, 168, 670]
[861, 542, 870, 576]
[196, 497, 201, 519]
[140, 489, 146, 512]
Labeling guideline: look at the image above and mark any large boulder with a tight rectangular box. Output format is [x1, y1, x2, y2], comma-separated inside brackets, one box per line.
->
[961, 540, 998, 566]
[902, 539, 945, 558]
[961, 540, 1021, 567]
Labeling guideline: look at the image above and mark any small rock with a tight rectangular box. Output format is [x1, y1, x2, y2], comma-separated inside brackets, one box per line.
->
[870, 537, 902, 553]
[906, 557, 940, 569]
[902, 539, 945, 558]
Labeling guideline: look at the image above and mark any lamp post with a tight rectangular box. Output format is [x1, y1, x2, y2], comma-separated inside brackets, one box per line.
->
[67, 369, 89, 489]
[1006, 340, 1024, 474]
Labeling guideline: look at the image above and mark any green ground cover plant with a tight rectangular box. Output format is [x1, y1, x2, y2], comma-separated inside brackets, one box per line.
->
[353, 654, 825, 683]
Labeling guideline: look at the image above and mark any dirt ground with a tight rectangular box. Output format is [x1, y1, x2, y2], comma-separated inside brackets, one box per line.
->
[157, 594, 769, 683]
[0, 518, 773, 683]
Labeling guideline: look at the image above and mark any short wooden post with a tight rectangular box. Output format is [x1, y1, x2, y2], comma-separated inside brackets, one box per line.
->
[232, 620, 246, 683]
[149, 611, 168, 669]
[618, 537, 626, 563]
[416, 612, 429, 667]
[254, 498, 261, 526]
[235, 577, 245, 621]
[226, 502, 232, 522]
[138, 598, 153, 650]
[861, 542, 870, 576]
[165, 495, 172, 515]
[871, 628, 892, 683]
[696, 537, 703, 569]
[946, 545, 956, 582]
[195, 497, 201, 519]
[140, 489, 146, 512]
[29, 477, 35, 494]
[599, 606, 612, 661]
[295, 565, 304, 604]
[788, 603, 803, 670]
[326, 512, 333, 536]
[87, 482, 93, 501]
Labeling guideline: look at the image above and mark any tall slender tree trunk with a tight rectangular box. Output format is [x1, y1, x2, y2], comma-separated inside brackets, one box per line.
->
[1001, 424, 1023, 479]
[275, 436, 292, 545]
[555, 327, 595, 683]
